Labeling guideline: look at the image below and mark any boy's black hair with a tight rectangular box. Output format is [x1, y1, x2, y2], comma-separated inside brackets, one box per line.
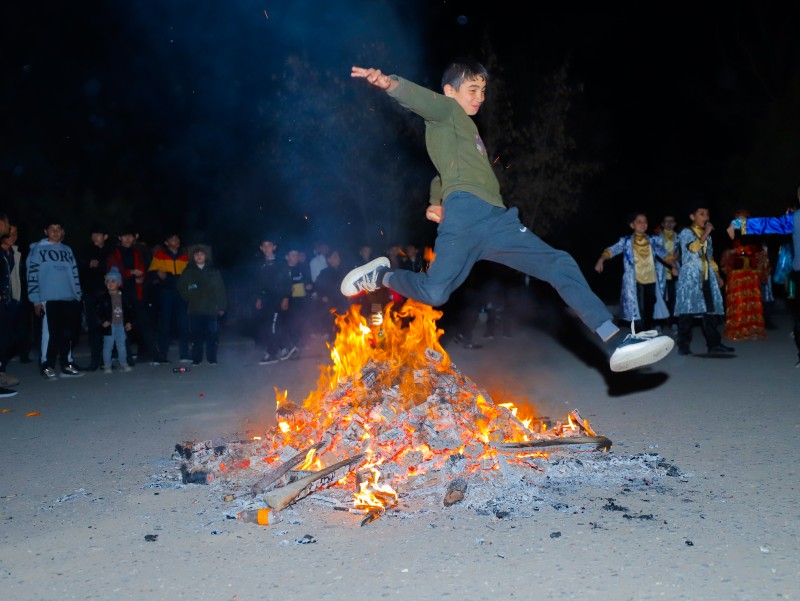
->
[89, 223, 108, 235]
[161, 226, 181, 239]
[441, 59, 489, 91]
[627, 210, 647, 225]
[42, 217, 64, 230]
[686, 202, 712, 216]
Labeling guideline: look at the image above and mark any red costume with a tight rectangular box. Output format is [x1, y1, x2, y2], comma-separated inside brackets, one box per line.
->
[721, 241, 767, 340]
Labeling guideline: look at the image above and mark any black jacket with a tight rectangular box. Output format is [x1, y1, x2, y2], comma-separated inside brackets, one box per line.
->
[94, 290, 134, 336]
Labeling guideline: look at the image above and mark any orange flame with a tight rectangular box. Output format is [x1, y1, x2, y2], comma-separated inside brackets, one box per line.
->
[354, 467, 398, 511]
[251, 299, 598, 512]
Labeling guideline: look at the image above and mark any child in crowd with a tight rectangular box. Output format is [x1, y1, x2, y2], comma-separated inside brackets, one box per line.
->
[341, 60, 673, 372]
[178, 245, 227, 365]
[96, 267, 133, 374]
[655, 214, 680, 332]
[594, 212, 672, 332]
[674, 205, 733, 355]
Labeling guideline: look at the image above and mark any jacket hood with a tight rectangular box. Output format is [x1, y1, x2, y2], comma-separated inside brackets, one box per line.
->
[188, 244, 213, 266]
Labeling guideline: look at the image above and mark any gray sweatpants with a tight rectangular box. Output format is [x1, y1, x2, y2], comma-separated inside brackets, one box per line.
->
[387, 192, 616, 341]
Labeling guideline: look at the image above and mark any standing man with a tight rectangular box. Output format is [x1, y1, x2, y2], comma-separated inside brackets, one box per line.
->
[78, 223, 113, 371]
[308, 240, 330, 284]
[254, 236, 291, 365]
[148, 231, 190, 365]
[27, 219, 84, 379]
[107, 225, 156, 364]
[0, 212, 20, 395]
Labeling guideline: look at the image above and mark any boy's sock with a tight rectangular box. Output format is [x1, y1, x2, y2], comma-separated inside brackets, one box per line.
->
[596, 320, 619, 343]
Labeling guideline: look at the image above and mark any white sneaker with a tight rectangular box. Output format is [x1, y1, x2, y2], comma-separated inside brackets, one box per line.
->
[279, 346, 298, 361]
[259, 354, 278, 365]
[103, 367, 113, 375]
[122, 364, 133, 373]
[609, 324, 675, 372]
[340, 257, 391, 297]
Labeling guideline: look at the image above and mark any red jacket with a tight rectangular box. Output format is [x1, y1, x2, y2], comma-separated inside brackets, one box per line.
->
[107, 246, 148, 301]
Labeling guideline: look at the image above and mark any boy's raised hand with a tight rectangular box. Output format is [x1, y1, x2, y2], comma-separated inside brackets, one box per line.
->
[351, 66, 395, 91]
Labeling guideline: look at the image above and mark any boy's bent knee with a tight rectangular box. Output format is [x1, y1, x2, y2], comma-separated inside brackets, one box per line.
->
[413, 285, 451, 307]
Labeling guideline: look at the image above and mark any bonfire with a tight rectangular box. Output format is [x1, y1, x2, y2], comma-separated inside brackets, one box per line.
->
[176, 300, 611, 525]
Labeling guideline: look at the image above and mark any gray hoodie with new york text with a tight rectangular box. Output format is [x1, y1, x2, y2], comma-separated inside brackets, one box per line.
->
[26, 238, 82, 304]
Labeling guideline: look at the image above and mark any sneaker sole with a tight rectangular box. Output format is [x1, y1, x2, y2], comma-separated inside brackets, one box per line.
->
[610, 336, 675, 372]
[340, 257, 391, 297]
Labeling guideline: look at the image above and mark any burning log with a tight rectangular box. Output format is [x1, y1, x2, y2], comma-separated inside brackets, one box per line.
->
[263, 454, 365, 511]
[492, 435, 612, 453]
[443, 476, 468, 507]
[250, 441, 325, 495]
[568, 409, 597, 436]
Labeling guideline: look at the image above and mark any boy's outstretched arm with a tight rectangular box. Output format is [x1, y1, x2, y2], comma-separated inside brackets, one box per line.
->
[351, 66, 398, 93]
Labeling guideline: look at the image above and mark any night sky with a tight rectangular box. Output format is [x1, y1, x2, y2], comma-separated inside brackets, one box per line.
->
[2, 1, 799, 284]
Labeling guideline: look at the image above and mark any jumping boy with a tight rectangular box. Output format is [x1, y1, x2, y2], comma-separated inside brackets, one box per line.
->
[341, 60, 674, 372]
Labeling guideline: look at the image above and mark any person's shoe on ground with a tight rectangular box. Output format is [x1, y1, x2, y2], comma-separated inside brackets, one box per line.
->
[179, 358, 193, 364]
[340, 257, 391, 297]
[279, 346, 298, 361]
[609, 323, 674, 372]
[103, 366, 113, 375]
[259, 354, 279, 365]
[150, 358, 171, 366]
[42, 366, 58, 380]
[0, 372, 20, 387]
[61, 364, 84, 377]
[708, 344, 735, 353]
[0, 386, 18, 398]
[678, 347, 692, 356]
[122, 363, 133, 372]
